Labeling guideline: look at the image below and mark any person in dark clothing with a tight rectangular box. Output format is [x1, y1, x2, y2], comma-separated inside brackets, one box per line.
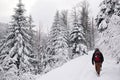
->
[92, 48, 104, 76]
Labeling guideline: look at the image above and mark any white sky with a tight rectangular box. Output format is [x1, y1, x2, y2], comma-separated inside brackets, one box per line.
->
[0, 0, 102, 33]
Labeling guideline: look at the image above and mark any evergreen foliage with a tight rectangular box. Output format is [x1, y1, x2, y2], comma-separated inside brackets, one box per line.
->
[70, 7, 87, 59]
[0, 0, 35, 75]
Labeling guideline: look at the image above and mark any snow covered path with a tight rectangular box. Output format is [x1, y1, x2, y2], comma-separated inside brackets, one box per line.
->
[35, 51, 120, 80]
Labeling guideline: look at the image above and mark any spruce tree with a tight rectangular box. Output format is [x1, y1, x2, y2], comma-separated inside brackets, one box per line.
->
[44, 11, 61, 72]
[50, 11, 69, 63]
[43, 11, 70, 72]
[0, 0, 35, 74]
[80, 0, 92, 50]
[70, 7, 87, 59]
[48, 11, 61, 56]
[59, 10, 70, 60]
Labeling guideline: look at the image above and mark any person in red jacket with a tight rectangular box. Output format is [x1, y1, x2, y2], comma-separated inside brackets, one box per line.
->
[92, 48, 104, 76]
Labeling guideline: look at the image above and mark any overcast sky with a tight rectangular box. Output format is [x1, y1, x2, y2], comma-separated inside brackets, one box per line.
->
[0, 0, 102, 33]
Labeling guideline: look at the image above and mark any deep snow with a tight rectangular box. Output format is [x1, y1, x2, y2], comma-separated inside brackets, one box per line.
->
[35, 51, 120, 80]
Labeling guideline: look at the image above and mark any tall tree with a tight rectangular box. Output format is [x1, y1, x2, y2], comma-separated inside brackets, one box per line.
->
[0, 0, 35, 75]
[79, 0, 93, 50]
[70, 7, 87, 59]
[44, 11, 62, 72]
[60, 10, 70, 60]
[80, 0, 89, 35]
[90, 18, 95, 50]
[27, 15, 36, 55]
[43, 11, 70, 73]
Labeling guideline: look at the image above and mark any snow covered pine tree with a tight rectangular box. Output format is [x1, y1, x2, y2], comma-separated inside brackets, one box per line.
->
[79, 0, 94, 50]
[0, 0, 35, 76]
[70, 7, 87, 59]
[43, 11, 70, 73]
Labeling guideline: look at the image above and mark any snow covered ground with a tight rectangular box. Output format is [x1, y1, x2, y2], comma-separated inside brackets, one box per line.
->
[35, 51, 120, 80]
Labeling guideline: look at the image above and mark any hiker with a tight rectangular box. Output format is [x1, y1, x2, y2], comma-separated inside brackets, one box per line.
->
[92, 48, 104, 76]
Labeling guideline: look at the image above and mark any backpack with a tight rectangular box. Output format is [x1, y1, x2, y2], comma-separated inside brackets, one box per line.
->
[94, 52, 101, 62]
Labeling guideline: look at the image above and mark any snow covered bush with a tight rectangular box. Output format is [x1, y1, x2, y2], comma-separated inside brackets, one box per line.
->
[96, 0, 120, 32]
[19, 73, 36, 80]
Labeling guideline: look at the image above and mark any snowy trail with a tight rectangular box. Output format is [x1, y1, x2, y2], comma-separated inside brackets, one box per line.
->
[77, 52, 120, 80]
[35, 51, 120, 80]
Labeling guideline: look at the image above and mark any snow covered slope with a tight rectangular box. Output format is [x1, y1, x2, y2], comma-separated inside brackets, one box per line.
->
[96, 15, 120, 59]
[35, 51, 120, 80]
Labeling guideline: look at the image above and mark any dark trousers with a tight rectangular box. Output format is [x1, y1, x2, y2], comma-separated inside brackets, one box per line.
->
[95, 62, 102, 76]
